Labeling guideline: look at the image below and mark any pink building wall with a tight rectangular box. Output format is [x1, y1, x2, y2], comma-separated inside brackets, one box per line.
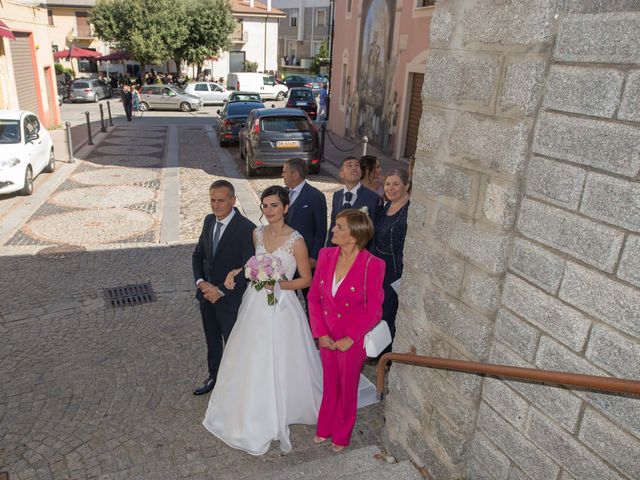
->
[328, 0, 434, 160]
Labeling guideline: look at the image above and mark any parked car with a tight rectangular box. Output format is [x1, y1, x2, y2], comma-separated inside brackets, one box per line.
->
[138, 85, 203, 112]
[226, 91, 262, 103]
[239, 108, 320, 177]
[285, 87, 317, 119]
[226, 73, 288, 100]
[183, 82, 230, 105]
[0, 110, 55, 196]
[282, 75, 322, 95]
[216, 101, 264, 146]
[69, 78, 112, 102]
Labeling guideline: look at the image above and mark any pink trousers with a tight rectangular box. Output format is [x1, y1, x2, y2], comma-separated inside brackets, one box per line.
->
[316, 344, 366, 446]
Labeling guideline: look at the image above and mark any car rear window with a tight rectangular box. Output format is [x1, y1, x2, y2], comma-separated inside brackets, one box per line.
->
[0, 120, 21, 144]
[261, 116, 310, 132]
[290, 90, 314, 99]
[72, 82, 90, 88]
[232, 94, 261, 101]
[228, 103, 264, 116]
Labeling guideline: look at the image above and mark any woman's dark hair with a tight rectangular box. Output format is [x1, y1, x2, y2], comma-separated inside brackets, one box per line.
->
[359, 155, 378, 180]
[260, 185, 289, 207]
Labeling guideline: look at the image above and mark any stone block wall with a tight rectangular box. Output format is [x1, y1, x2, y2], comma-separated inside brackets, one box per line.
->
[385, 1, 640, 479]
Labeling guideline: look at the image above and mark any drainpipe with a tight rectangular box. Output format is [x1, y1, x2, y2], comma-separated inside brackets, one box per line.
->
[327, 0, 335, 121]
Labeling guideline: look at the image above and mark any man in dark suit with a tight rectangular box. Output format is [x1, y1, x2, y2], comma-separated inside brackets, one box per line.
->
[192, 180, 255, 395]
[282, 158, 327, 269]
[121, 84, 133, 122]
[328, 156, 381, 241]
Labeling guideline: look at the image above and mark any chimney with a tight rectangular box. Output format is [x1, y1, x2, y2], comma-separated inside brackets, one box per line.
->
[267, 0, 271, 11]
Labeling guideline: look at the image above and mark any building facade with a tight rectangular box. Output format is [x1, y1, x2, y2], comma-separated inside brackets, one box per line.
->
[0, 1, 60, 127]
[273, 0, 330, 70]
[327, 0, 435, 160]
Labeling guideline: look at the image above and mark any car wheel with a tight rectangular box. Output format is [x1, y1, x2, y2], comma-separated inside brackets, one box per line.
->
[180, 102, 192, 112]
[139, 102, 149, 112]
[44, 149, 56, 173]
[276, 91, 285, 101]
[94, 93, 100, 103]
[20, 166, 34, 196]
[246, 153, 257, 177]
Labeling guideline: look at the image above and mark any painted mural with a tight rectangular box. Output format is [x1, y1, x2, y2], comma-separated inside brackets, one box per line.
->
[346, 0, 398, 154]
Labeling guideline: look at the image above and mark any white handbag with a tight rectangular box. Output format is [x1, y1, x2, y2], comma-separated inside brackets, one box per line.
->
[362, 256, 392, 357]
[364, 320, 392, 357]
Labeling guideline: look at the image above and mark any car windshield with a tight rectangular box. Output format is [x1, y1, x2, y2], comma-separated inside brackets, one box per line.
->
[290, 90, 314, 99]
[261, 116, 310, 132]
[0, 120, 21, 144]
[228, 103, 264, 116]
[72, 82, 90, 88]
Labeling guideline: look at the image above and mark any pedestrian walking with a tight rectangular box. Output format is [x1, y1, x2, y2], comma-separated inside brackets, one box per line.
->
[121, 84, 133, 122]
[132, 86, 142, 118]
[319, 83, 328, 121]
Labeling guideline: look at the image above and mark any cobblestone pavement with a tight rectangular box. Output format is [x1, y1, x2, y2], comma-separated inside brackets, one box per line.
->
[0, 121, 381, 480]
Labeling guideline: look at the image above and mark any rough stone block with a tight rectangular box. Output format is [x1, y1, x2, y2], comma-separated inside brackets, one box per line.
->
[476, 403, 560, 479]
[461, 267, 500, 311]
[509, 237, 567, 294]
[555, 12, 640, 64]
[423, 287, 492, 360]
[502, 274, 591, 351]
[580, 173, 640, 232]
[494, 308, 540, 363]
[517, 198, 624, 272]
[499, 59, 547, 116]
[467, 460, 504, 480]
[416, 108, 448, 155]
[481, 180, 519, 228]
[407, 197, 432, 231]
[430, 5, 455, 45]
[512, 381, 583, 433]
[525, 156, 586, 211]
[407, 426, 459, 480]
[560, 262, 640, 337]
[585, 391, 640, 438]
[508, 466, 531, 480]
[412, 160, 477, 212]
[536, 336, 605, 376]
[429, 412, 472, 464]
[533, 111, 640, 177]
[433, 208, 510, 274]
[423, 52, 500, 107]
[404, 237, 464, 294]
[525, 408, 621, 480]
[450, 113, 529, 178]
[579, 408, 640, 479]
[468, 433, 510, 480]
[618, 235, 640, 288]
[619, 70, 640, 122]
[482, 379, 528, 429]
[543, 65, 624, 117]
[461, 1, 555, 48]
[586, 323, 640, 378]
[397, 270, 426, 313]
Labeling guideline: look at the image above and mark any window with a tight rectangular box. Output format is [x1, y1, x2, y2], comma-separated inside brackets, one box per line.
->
[0, 120, 21, 144]
[195, 84, 209, 91]
[315, 9, 326, 27]
[263, 76, 276, 86]
[75, 11, 91, 37]
[290, 11, 297, 27]
[261, 116, 310, 133]
[340, 65, 347, 106]
[312, 41, 323, 56]
[47, 9, 54, 26]
[416, 0, 436, 7]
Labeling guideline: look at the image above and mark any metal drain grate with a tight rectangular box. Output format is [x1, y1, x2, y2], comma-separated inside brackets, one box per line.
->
[105, 283, 156, 308]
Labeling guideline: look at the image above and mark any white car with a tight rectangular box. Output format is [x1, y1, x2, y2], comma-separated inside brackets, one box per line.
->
[0, 110, 55, 196]
[183, 82, 231, 105]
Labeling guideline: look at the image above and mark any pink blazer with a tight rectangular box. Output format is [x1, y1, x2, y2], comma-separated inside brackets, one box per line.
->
[308, 247, 385, 343]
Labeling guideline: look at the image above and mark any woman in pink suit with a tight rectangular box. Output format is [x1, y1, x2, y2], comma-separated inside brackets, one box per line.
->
[308, 209, 385, 451]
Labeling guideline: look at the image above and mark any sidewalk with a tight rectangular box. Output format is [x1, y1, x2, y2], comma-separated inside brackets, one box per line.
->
[320, 127, 408, 174]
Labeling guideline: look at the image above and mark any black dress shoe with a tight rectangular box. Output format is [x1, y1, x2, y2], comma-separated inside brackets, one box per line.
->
[193, 376, 216, 395]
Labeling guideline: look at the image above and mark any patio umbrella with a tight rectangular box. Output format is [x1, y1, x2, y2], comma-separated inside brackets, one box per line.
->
[53, 46, 102, 60]
[97, 51, 130, 61]
[0, 20, 16, 40]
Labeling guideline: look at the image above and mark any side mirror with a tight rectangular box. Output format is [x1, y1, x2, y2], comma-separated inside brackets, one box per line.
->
[223, 99, 228, 103]
[27, 132, 39, 143]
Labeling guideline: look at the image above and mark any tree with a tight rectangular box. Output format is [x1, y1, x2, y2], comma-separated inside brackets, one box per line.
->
[172, 0, 235, 74]
[91, 0, 188, 72]
[311, 40, 329, 75]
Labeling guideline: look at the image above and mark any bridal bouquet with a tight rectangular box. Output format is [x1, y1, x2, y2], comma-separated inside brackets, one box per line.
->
[245, 255, 288, 306]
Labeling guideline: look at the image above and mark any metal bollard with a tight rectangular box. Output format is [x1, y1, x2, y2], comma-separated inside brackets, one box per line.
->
[65, 121, 75, 163]
[362, 135, 368, 157]
[319, 123, 326, 164]
[106, 100, 114, 126]
[99, 103, 107, 132]
[85, 111, 93, 146]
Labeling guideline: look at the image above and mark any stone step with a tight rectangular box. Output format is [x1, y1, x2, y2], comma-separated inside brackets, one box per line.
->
[252, 445, 423, 480]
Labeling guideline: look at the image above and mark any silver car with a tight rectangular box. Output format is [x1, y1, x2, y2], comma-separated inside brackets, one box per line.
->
[69, 79, 112, 103]
[183, 82, 230, 105]
[138, 85, 203, 112]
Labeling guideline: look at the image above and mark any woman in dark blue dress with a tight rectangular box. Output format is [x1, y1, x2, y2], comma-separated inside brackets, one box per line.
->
[373, 168, 410, 344]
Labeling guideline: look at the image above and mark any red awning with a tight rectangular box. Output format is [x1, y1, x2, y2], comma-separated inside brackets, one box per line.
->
[53, 46, 102, 59]
[97, 51, 130, 61]
[0, 20, 16, 40]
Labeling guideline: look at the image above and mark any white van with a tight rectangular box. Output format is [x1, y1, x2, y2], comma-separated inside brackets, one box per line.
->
[226, 73, 288, 101]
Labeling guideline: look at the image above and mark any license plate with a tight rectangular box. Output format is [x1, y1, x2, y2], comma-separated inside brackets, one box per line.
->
[296, 101, 306, 106]
[276, 140, 300, 148]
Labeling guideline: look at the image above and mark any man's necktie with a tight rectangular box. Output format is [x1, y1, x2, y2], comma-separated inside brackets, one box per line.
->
[343, 191, 353, 210]
[212, 221, 223, 255]
[289, 188, 296, 205]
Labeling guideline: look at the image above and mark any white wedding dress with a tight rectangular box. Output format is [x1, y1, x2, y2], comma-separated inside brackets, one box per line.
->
[202, 227, 323, 455]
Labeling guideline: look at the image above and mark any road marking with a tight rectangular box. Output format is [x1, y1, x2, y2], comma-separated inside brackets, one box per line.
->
[160, 126, 180, 243]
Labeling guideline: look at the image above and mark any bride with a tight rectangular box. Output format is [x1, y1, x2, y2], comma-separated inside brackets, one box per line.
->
[202, 185, 323, 455]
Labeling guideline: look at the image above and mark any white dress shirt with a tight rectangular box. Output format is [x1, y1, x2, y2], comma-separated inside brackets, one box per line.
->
[342, 182, 362, 207]
[288, 180, 306, 206]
